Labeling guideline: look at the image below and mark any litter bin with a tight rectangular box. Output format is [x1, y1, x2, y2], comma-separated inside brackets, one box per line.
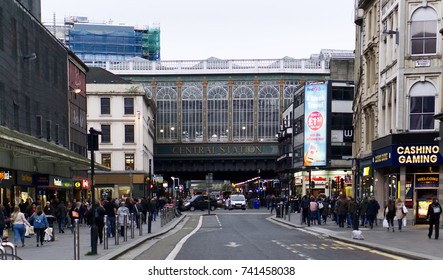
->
[276, 204, 282, 218]
[254, 199, 259, 209]
[248, 200, 254, 209]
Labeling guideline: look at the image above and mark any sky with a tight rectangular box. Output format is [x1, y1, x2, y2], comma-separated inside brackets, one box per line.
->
[41, 0, 356, 61]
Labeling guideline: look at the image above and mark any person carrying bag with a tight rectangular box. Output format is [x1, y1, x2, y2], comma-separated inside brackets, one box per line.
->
[28, 205, 49, 247]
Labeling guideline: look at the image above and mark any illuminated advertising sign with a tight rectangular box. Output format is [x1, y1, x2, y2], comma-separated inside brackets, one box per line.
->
[304, 82, 327, 167]
[373, 144, 443, 167]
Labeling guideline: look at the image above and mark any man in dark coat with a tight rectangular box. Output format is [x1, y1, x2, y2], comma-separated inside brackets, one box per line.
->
[427, 197, 442, 240]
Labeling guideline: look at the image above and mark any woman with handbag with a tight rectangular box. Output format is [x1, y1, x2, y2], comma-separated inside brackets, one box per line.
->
[10, 205, 31, 247]
[28, 205, 49, 247]
[395, 198, 407, 231]
[384, 199, 396, 232]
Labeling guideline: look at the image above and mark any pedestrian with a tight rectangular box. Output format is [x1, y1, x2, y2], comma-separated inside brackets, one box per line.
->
[360, 197, 368, 227]
[43, 201, 55, 216]
[149, 197, 158, 222]
[395, 198, 406, 231]
[28, 205, 49, 247]
[321, 198, 330, 224]
[346, 196, 356, 228]
[270, 195, 276, 214]
[117, 201, 130, 237]
[426, 197, 442, 240]
[10, 205, 31, 247]
[366, 196, 380, 229]
[336, 194, 348, 228]
[69, 202, 81, 233]
[0, 205, 7, 241]
[309, 197, 318, 225]
[55, 199, 67, 233]
[300, 195, 310, 224]
[384, 199, 396, 232]
[89, 200, 105, 244]
[103, 198, 117, 238]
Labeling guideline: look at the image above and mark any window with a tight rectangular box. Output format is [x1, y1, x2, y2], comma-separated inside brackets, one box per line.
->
[181, 84, 203, 142]
[102, 153, 111, 168]
[124, 98, 134, 115]
[410, 7, 437, 55]
[258, 84, 280, 142]
[101, 124, 111, 143]
[207, 84, 228, 142]
[156, 85, 178, 143]
[232, 84, 254, 142]
[125, 125, 134, 143]
[101, 98, 110, 114]
[125, 154, 134, 170]
[409, 82, 435, 130]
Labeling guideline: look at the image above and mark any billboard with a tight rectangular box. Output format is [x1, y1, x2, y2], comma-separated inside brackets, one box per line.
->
[304, 82, 328, 167]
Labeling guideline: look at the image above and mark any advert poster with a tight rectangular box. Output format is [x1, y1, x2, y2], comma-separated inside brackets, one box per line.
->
[304, 82, 327, 167]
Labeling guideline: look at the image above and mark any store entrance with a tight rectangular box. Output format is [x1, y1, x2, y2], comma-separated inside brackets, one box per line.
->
[416, 189, 437, 224]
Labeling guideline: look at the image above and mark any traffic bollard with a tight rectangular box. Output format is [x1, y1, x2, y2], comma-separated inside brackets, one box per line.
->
[74, 219, 80, 260]
[103, 215, 108, 250]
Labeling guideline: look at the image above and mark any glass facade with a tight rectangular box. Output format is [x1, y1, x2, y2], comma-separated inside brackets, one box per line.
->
[151, 78, 301, 144]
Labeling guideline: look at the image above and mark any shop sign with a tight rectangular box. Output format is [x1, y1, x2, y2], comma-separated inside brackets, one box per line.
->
[74, 181, 82, 190]
[17, 171, 33, 186]
[415, 174, 439, 188]
[33, 174, 49, 186]
[0, 171, 11, 181]
[374, 145, 443, 167]
[82, 179, 89, 190]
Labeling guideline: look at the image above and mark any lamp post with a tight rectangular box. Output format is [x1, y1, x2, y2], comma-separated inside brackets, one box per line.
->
[88, 127, 101, 255]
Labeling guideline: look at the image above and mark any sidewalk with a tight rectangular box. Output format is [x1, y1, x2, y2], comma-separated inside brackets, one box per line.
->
[2, 215, 186, 260]
[269, 210, 443, 260]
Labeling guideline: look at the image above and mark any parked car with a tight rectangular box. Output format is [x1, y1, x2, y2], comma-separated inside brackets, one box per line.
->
[183, 195, 217, 211]
[228, 194, 247, 210]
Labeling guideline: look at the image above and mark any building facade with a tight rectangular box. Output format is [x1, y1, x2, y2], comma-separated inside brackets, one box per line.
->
[86, 68, 155, 200]
[0, 0, 90, 206]
[354, 0, 443, 224]
[96, 52, 353, 191]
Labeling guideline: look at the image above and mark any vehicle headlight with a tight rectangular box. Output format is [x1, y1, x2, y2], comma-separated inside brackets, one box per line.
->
[184, 202, 190, 207]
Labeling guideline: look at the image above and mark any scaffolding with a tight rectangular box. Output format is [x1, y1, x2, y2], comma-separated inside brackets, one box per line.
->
[143, 25, 160, 61]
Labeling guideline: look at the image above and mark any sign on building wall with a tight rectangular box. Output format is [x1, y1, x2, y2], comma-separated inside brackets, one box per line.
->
[304, 82, 328, 167]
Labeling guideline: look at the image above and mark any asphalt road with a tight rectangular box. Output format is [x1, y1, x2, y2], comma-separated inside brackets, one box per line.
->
[119, 211, 405, 260]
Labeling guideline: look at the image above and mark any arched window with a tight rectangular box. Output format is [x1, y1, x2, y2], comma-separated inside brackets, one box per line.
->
[284, 82, 300, 109]
[232, 84, 254, 142]
[207, 84, 228, 142]
[410, 7, 437, 55]
[181, 85, 203, 142]
[258, 84, 280, 142]
[156, 85, 178, 143]
[409, 81, 436, 131]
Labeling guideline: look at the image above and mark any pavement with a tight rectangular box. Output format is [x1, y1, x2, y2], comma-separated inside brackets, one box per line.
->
[2, 207, 442, 260]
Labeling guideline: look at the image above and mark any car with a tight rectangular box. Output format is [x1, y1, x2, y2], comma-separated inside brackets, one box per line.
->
[182, 195, 217, 211]
[228, 194, 247, 210]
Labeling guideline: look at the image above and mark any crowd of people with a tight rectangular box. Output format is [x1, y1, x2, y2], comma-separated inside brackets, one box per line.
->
[264, 193, 437, 233]
[0, 195, 177, 247]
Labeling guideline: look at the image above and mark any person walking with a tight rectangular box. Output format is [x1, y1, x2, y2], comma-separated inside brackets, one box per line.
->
[0, 205, 7, 241]
[366, 196, 380, 229]
[10, 205, 31, 247]
[385, 199, 396, 232]
[55, 199, 67, 234]
[28, 205, 49, 247]
[69, 202, 81, 234]
[117, 201, 130, 237]
[427, 197, 442, 240]
[103, 198, 117, 238]
[300, 195, 310, 225]
[336, 194, 348, 228]
[395, 198, 406, 231]
[309, 197, 318, 225]
[360, 197, 368, 227]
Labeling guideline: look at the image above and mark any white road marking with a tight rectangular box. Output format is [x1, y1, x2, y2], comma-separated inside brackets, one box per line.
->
[225, 242, 242, 248]
[165, 215, 203, 260]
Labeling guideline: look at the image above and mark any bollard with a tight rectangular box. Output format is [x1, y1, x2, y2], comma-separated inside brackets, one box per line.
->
[130, 213, 135, 239]
[115, 214, 119, 245]
[160, 209, 164, 227]
[139, 213, 143, 236]
[148, 212, 152, 233]
[74, 219, 80, 260]
[288, 206, 291, 221]
[103, 215, 108, 250]
[123, 215, 128, 242]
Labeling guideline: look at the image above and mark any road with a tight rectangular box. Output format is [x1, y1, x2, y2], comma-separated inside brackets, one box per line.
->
[117, 211, 407, 260]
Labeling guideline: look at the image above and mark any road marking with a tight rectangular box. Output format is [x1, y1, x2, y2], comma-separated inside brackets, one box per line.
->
[225, 242, 242, 248]
[215, 215, 222, 227]
[332, 240, 407, 259]
[165, 215, 203, 260]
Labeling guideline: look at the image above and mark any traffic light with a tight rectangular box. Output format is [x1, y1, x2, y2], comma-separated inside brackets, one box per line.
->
[150, 184, 154, 189]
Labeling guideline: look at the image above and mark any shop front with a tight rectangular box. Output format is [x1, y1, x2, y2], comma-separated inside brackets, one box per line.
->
[294, 169, 353, 198]
[73, 179, 89, 202]
[51, 176, 73, 203]
[1, 169, 16, 206]
[16, 170, 35, 205]
[373, 140, 441, 224]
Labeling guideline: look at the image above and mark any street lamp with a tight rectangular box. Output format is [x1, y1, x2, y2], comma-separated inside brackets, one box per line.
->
[88, 127, 101, 255]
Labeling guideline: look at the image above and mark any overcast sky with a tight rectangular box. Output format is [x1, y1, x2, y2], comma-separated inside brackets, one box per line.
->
[41, 0, 356, 61]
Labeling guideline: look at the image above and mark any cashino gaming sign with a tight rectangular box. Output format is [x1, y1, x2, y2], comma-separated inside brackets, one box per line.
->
[373, 144, 443, 168]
